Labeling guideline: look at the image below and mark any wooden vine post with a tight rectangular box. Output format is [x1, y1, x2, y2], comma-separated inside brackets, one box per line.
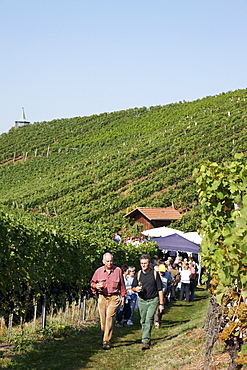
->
[7, 313, 13, 342]
[196, 153, 247, 369]
[65, 300, 69, 325]
[41, 295, 47, 329]
[33, 297, 37, 329]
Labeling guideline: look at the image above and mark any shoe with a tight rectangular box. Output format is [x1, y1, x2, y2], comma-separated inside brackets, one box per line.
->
[102, 342, 110, 350]
[115, 322, 123, 327]
[142, 342, 150, 350]
[154, 321, 160, 329]
[123, 321, 130, 327]
[127, 320, 134, 325]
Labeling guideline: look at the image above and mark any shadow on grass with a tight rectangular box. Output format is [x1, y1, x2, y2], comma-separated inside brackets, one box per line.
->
[151, 323, 201, 347]
[193, 294, 210, 302]
[5, 321, 141, 370]
[6, 290, 211, 369]
[162, 318, 190, 327]
[111, 337, 141, 348]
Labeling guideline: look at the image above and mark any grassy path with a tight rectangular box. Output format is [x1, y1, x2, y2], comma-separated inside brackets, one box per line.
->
[2, 289, 212, 370]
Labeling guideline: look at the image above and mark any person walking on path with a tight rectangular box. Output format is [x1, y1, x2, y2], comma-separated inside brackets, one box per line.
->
[188, 261, 197, 301]
[125, 266, 138, 325]
[179, 264, 191, 302]
[153, 264, 173, 329]
[132, 254, 164, 350]
[91, 252, 126, 350]
[115, 265, 131, 327]
[169, 263, 180, 300]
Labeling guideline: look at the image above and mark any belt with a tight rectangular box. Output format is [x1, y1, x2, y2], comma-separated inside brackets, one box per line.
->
[99, 293, 119, 297]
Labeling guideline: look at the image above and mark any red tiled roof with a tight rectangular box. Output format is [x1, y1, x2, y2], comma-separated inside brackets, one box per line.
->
[124, 207, 181, 220]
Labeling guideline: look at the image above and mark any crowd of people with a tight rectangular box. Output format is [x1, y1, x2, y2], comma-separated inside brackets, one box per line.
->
[112, 232, 148, 246]
[114, 255, 199, 328]
[90, 252, 200, 351]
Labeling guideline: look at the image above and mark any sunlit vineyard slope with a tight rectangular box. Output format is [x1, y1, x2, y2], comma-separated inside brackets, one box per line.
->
[1, 88, 247, 233]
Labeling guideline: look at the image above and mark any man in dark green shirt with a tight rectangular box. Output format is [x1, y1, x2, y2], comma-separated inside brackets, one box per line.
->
[132, 254, 164, 350]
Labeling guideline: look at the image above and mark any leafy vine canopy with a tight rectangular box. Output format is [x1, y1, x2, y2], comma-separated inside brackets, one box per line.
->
[197, 153, 247, 300]
[196, 153, 247, 365]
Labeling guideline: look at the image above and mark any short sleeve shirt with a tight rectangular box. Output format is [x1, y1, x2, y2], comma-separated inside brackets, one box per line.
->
[91, 265, 126, 296]
[131, 268, 163, 300]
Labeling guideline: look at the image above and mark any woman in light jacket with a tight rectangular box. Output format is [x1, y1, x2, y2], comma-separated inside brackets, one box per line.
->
[179, 264, 191, 302]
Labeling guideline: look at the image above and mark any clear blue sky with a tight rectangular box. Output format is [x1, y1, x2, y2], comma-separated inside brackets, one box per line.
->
[1, 0, 247, 135]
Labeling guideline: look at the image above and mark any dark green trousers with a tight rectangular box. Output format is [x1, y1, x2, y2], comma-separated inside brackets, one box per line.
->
[138, 296, 159, 343]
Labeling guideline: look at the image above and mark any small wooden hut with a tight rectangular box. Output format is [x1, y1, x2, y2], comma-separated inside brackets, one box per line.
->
[124, 207, 181, 231]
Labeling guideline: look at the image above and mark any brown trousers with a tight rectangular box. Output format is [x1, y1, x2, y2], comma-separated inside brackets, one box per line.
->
[98, 294, 120, 343]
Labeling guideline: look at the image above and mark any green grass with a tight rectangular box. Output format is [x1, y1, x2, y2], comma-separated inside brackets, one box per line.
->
[0, 288, 215, 370]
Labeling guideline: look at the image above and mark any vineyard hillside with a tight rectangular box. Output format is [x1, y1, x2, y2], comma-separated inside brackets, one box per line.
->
[1, 88, 247, 235]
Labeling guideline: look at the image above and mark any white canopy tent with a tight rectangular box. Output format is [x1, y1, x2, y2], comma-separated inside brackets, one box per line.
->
[183, 232, 203, 245]
[143, 226, 203, 284]
[141, 226, 185, 238]
[142, 227, 202, 244]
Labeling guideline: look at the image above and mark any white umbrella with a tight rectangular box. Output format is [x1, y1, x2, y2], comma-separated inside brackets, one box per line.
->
[183, 232, 202, 245]
[142, 226, 185, 238]
[142, 228, 203, 245]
